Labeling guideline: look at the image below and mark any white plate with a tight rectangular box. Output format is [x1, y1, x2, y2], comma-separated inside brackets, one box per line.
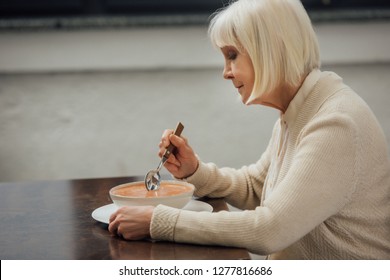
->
[92, 200, 213, 224]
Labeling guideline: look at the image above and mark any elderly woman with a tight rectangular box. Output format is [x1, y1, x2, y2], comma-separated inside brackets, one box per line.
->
[109, 0, 390, 259]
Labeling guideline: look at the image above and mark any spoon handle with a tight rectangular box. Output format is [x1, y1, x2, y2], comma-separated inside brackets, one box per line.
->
[163, 122, 184, 159]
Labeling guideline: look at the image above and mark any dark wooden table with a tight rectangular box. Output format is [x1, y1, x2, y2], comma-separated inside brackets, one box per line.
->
[0, 176, 250, 260]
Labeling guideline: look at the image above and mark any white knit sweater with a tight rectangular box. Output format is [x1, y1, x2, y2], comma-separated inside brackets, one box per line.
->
[150, 69, 390, 259]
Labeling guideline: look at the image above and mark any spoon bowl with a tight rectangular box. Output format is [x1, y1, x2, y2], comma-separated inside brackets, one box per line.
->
[144, 160, 164, 191]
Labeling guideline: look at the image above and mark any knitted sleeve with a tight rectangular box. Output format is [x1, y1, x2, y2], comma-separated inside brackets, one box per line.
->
[183, 120, 278, 210]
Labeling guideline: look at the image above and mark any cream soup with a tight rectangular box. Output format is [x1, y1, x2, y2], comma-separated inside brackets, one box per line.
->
[112, 183, 192, 198]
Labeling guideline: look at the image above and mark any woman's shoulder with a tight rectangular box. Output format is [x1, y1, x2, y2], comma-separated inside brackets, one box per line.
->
[308, 71, 374, 123]
[316, 75, 376, 124]
[307, 72, 388, 157]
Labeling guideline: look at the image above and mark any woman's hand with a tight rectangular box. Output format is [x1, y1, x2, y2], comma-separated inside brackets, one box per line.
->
[159, 129, 199, 179]
[108, 206, 154, 240]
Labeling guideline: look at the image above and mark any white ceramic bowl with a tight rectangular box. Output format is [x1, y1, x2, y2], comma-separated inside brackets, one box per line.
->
[109, 180, 195, 208]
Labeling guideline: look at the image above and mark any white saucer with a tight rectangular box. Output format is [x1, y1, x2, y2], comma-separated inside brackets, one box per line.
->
[92, 200, 213, 224]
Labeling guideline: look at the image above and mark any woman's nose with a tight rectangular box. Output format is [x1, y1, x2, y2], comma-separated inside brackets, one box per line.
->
[223, 64, 233, 80]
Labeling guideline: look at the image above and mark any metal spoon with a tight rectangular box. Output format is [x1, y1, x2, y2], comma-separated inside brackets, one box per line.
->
[144, 122, 184, 191]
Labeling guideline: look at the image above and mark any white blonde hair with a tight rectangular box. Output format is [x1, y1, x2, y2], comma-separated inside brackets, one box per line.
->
[209, 0, 320, 104]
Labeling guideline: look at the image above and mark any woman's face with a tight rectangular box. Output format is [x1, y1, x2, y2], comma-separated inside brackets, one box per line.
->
[221, 46, 255, 104]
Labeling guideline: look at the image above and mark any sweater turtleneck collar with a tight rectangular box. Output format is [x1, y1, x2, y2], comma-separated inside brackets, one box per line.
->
[282, 69, 322, 125]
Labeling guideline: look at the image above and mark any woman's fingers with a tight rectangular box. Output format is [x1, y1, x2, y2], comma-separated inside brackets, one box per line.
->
[108, 206, 154, 240]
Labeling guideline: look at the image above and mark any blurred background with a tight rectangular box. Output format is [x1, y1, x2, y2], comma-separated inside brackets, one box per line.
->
[0, 0, 390, 182]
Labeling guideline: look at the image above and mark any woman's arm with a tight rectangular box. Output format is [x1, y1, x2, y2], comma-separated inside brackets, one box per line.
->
[151, 113, 358, 255]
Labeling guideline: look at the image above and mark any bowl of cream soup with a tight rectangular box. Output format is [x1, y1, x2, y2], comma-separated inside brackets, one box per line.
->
[109, 180, 195, 208]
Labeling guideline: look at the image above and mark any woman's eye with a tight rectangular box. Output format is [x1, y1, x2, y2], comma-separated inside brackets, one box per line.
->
[227, 51, 237, 60]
